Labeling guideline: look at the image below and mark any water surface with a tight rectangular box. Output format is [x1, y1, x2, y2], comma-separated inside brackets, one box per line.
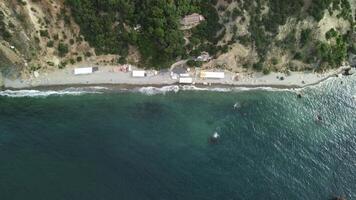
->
[0, 76, 355, 200]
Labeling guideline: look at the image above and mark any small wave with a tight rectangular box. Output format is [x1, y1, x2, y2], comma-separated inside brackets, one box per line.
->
[0, 84, 306, 97]
[181, 85, 232, 92]
[0, 89, 102, 98]
[136, 85, 180, 95]
[183, 85, 297, 92]
[134, 85, 297, 95]
[85, 86, 110, 90]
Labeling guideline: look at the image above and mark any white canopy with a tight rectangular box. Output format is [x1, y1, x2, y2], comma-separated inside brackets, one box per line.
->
[74, 67, 93, 75]
[132, 70, 146, 77]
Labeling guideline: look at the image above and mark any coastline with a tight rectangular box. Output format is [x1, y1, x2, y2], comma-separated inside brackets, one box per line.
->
[1, 65, 347, 90]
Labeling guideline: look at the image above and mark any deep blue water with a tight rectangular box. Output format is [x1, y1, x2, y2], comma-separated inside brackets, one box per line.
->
[0, 76, 355, 200]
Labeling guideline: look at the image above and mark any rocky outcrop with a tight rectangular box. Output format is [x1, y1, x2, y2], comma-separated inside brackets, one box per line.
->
[0, 42, 24, 78]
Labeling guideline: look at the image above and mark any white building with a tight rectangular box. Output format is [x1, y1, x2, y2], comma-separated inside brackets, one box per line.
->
[74, 67, 93, 75]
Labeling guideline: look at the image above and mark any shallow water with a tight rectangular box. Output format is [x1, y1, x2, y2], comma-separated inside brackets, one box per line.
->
[0, 76, 355, 200]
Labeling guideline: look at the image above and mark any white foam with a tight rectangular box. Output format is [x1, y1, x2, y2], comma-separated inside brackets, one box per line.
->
[136, 85, 180, 95]
[0, 89, 101, 98]
[181, 85, 232, 92]
[85, 86, 110, 90]
[0, 83, 309, 97]
[134, 85, 298, 95]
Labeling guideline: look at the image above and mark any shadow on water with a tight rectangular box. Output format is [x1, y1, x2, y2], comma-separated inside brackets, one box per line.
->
[130, 101, 169, 120]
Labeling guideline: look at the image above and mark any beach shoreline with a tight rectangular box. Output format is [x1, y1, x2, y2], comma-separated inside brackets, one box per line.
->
[1, 65, 347, 90]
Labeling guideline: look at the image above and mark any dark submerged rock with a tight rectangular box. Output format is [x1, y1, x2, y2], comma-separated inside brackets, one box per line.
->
[208, 132, 220, 144]
[330, 196, 346, 200]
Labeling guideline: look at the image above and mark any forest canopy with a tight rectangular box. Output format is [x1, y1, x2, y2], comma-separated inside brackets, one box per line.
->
[65, 0, 354, 70]
[65, 0, 221, 68]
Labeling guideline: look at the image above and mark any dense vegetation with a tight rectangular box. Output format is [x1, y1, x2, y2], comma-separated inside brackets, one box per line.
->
[65, 0, 355, 70]
[65, 0, 223, 68]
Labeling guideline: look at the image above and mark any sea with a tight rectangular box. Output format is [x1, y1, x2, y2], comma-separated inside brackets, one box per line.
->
[0, 75, 355, 200]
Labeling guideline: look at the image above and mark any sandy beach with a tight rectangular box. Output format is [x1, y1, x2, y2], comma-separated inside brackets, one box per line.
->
[2, 65, 346, 89]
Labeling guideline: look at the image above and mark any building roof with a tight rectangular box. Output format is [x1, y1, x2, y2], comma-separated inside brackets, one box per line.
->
[181, 13, 204, 25]
[74, 67, 93, 75]
[132, 70, 145, 77]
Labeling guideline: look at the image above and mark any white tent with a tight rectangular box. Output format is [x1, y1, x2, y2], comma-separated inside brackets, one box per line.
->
[179, 73, 190, 77]
[132, 70, 146, 77]
[74, 67, 93, 75]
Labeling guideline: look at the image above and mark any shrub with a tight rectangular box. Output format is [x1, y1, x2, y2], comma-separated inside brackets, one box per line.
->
[58, 42, 69, 57]
[47, 61, 54, 66]
[30, 64, 41, 71]
[17, 0, 27, 5]
[271, 57, 279, 65]
[253, 62, 263, 71]
[187, 60, 203, 67]
[325, 28, 337, 40]
[47, 40, 54, 47]
[307, 0, 330, 21]
[300, 28, 312, 47]
[262, 67, 271, 75]
[64, 15, 71, 25]
[85, 52, 92, 57]
[58, 61, 67, 69]
[76, 56, 82, 62]
[53, 34, 59, 40]
[118, 56, 127, 64]
[294, 52, 302, 60]
[232, 8, 242, 20]
[8, 22, 15, 29]
[2, 30, 12, 40]
[34, 36, 40, 43]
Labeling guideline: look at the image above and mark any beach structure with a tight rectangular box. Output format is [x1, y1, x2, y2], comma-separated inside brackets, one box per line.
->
[132, 70, 146, 77]
[179, 77, 193, 84]
[74, 67, 93, 75]
[200, 71, 225, 79]
[179, 73, 190, 77]
[171, 72, 179, 80]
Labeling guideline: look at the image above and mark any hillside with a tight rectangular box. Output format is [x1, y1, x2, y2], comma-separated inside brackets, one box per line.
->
[0, 0, 355, 83]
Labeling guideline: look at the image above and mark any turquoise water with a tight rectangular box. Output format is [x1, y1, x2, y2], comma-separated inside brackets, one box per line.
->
[0, 76, 355, 200]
